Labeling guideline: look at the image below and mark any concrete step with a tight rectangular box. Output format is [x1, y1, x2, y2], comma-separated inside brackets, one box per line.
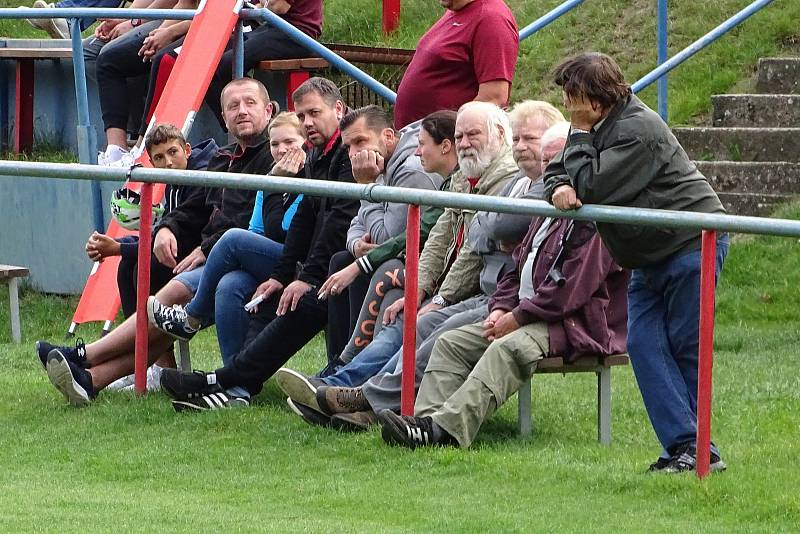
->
[757, 57, 800, 94]
[711, 94, 800, 128]
[717, 192, 795, 217]
[673, 127, 800, 162]
[696, 161, 800, 195]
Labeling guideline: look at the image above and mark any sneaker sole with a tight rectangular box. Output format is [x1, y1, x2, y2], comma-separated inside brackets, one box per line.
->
[275, 368, 322, 412]
[46, 352, 90, 407]
[172, 393, 249, 413]
[146, 296, 195, 342]
[286, 398, 331, 427]
[329, 413, 373, 432]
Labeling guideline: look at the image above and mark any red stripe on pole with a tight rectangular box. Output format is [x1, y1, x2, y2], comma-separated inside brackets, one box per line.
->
[134, 183, 154, 395]
[382, 0, 401, 34]
[696, 230, 717, 479]
[400, 204, 420, 415]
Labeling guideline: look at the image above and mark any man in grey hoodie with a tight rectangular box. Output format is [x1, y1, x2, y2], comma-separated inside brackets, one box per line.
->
[325, 105, 443, 359]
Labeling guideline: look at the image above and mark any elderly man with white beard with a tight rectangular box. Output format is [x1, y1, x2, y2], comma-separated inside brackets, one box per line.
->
[279, 101, 527, 430]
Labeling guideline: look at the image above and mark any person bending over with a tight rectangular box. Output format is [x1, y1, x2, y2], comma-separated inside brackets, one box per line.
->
[545, 52, 728, 473]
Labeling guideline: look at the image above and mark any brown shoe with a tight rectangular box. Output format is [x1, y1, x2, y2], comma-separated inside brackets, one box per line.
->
[330, 410, 377, 432]
[315, 386, 370, 415]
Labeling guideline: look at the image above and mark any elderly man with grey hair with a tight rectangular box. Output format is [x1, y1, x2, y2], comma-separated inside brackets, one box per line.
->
[277, 102, 572, 431]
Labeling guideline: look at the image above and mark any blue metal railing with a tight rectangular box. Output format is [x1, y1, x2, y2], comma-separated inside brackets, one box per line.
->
[634, 0, 776, 120]
[519, 0, 585, 41]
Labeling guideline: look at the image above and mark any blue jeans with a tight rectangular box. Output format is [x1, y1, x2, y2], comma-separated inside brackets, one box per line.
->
[626, 237, 729, 456]
[323, 319, 405, 387]
[184, 228, 284, 364]
[56, 0, 123, 31]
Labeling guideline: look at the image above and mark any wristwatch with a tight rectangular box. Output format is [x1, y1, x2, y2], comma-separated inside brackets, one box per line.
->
[431, 294, 449, 307]
[130, 18, 143, 27]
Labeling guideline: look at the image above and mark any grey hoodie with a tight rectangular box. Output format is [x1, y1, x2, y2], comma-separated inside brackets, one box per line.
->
[346, 130, 443, 254]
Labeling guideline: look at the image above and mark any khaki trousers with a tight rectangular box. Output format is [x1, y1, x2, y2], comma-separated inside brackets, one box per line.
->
[415, 322, 549, 448]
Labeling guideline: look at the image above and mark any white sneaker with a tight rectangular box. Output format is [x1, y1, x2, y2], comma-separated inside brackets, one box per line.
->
[107, 364, 164, 392]
[98, 144, 134, 167]
[25, 1, 70, 39]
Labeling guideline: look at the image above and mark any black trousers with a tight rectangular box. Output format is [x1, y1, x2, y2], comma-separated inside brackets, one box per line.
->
[324, 250, 370, 363]
[141, 22, 309, 131]
[215, 290, 328, 395]
[117, 253, 178, 318]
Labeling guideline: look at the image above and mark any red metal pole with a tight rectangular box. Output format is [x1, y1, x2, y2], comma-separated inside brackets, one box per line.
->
[134, 183, 154, 395]
[400, 204, 420, 415]
[696, 230, 717, 479]
[382, 0, 401, 34]
[14, 59, 34, 153]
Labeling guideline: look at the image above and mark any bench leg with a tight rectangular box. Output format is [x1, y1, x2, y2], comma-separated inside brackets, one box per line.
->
[14, 59, 34, 153]
[9, 278, 21, 343]
[518, 377, 532, 437]
[176, 340, 192, 372]
[597, 367, 612, 445]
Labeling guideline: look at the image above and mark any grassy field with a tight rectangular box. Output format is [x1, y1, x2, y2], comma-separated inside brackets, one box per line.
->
[2, 0, 800, 126]
[0, 204, 799, 531]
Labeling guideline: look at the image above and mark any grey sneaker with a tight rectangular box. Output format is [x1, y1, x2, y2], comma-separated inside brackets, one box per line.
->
[26, 1, 70, 39]
[147, 296, 198, 342]
[274, 368, 325, 412]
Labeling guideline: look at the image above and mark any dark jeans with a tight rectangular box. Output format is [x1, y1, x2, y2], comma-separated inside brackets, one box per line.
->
[95, 20, 161, 132]
[141, 22, 309, 131]
[325, 250, 370, 363]
[215, 290, 328, 395]
[626, 237, 729, 456]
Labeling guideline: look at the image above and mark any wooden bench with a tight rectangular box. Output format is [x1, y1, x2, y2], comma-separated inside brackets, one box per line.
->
[519, 354, 630, 445]
[0, 264, 30, 343]
[0, 41, 72, 152]
[256, 43, 414, 110]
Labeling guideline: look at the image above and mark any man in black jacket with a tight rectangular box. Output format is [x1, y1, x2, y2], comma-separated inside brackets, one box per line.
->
[160, 77, 360, 411]
[39, 78, 274, 405]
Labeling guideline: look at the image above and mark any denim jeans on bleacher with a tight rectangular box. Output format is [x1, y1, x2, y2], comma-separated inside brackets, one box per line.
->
[184, 228, 284, 363]
[322, 319, 405, 388]
[626, 236, 729, 456]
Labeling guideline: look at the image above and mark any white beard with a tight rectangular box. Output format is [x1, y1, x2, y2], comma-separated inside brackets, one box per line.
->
[458, 136, 503, 177]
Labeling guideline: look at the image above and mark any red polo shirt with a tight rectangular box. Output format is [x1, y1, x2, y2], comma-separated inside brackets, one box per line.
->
[283, 0, 323, 39]
[393, 0, 519, 129]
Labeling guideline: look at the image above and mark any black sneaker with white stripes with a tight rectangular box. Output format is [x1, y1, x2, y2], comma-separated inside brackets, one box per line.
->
[36, 338, 87, 369]
[171, 392, 250, 412]
[662, 444, 727, 474]
[160, 368, 222, 401]
[378, 409, 457, 449]
[146, 296, 198, 342]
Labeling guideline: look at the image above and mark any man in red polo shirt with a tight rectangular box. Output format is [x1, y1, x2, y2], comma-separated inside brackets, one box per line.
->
[393, 0, 519, 129]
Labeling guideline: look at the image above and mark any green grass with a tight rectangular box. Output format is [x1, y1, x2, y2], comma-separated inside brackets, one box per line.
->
[3, 0, 800, 126]
[1, 205, 799, 531]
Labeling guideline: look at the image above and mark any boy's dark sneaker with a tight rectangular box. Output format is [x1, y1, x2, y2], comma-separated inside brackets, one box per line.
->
[330, 411, 377, 432]
[275, 368, 325, 412]
[663, 444, 727, 474]
[160, 369, 222, 401]
[316, 386, 370, 415]
[46, 349, 95, 407]
[286, 398, 331, 428]
[36, 338, 87, 369]
[146, 296, 198, 342]
[378, 409, 457, 449]
[647, 456, 672, 473]
[171, 392, 249, 412]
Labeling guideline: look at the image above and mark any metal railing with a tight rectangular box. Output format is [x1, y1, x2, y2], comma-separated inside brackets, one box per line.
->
[4, 160, 800, 479]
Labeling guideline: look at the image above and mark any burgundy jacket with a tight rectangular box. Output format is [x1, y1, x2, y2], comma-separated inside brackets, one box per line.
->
[489, 217, 629, 362]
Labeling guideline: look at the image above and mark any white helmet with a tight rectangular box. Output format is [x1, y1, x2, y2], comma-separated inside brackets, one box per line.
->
[110, 187, 165, 231]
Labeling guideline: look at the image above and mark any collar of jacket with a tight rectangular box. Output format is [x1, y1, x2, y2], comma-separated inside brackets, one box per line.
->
[218, 132, 269, 159]
[472, 144, 518, 194]
[593, 92, 632, 137]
